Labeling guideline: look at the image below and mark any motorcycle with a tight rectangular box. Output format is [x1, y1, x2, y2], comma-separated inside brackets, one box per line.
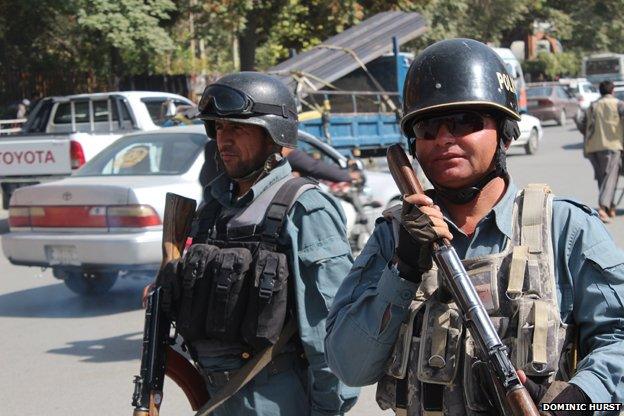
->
[326, 176, 381, 255]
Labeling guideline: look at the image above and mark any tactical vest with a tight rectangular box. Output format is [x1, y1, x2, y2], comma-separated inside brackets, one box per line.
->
[172, 174, 318, 357]
[585, 95, 624, 154]
[376, 184, 575, 416]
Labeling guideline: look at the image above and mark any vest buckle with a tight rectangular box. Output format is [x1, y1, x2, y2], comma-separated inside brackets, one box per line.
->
[259, 256, 279, 301]
[215, 252, 237, 295]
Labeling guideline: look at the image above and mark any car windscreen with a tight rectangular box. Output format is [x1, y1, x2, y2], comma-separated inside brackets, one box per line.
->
[75, 132, 206, 176]
[586, 58, 620, 75]
[298, 134, 347, 168]
[615, 90, 624, 101]
[527, 87, 553, 98]
[141, 98, 191, 126]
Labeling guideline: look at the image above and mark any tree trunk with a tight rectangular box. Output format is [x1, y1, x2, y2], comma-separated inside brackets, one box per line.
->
[238, 17, 258, 71]
[110, 47, 122, 90]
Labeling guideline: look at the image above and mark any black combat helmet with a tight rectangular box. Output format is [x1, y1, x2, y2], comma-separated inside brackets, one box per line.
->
[400, 38, 520, 140]
[197, 72, 298, 148]
[400, 38, 521, 204]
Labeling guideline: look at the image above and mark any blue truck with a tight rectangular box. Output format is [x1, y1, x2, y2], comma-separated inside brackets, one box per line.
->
[268, 11, 427, 157]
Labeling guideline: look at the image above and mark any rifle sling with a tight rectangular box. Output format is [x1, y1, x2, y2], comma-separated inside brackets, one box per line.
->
[165, 345, 210, 411]
[193, 318, 297, 416]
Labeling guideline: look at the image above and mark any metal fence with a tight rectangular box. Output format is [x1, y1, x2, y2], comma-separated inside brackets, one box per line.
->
[0, 71, 194, 118]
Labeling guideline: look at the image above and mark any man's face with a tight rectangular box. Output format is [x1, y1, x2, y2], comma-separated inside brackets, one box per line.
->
[214, 120, 274, 179]
[414, 112, 500, 189]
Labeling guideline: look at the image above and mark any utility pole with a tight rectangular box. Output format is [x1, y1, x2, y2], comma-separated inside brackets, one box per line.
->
[189, 0, 197, 73]
[233, 22, 240, 71]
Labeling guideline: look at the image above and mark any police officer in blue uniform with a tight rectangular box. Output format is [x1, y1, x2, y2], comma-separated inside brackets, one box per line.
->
[325, 39, 624, 415]
[173, 72, 359, 415]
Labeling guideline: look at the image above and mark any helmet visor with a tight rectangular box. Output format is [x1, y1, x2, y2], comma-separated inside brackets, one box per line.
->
[413, 111, 489, 140]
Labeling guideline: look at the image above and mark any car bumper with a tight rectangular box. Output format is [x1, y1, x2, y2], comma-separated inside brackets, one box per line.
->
[2, 230, 162, 269]
[528, 107, 559, 121]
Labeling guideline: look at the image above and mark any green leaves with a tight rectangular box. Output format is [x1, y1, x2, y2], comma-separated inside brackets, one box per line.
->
[4, 0, 624, 98]
[76, 0, 176, 75]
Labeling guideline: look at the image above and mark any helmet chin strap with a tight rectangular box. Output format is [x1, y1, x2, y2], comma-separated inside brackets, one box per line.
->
[230, 152, 283, 183]
[433, 169, 502, 204]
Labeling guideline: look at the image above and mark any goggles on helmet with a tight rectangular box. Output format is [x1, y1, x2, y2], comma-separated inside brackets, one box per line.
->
[199, 84, 297, 120]
[412, 111, 491, 140]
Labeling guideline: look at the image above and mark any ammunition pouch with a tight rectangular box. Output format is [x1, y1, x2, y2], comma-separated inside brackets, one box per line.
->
[205, 246, 254, 341]
[166, 176, 318, 351]
[167, 241, 290, 350]
[417, 299, 463, 386]
[177, 244, 220, 342]
[242, 249, 289, 350]
[510, 297, 565, 378]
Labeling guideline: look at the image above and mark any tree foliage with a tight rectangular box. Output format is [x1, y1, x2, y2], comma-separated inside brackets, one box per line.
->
[76, 0, 176, 77]
[3, 0, 624, 105]
[523, 51, 581, 80]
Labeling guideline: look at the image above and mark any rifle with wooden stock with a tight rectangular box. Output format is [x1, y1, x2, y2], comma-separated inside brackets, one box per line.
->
[386, 144, 540, 416]
[132, 193, 209, 416]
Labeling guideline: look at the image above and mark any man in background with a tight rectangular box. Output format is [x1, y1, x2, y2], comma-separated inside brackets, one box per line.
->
[582, 80, 624, 222]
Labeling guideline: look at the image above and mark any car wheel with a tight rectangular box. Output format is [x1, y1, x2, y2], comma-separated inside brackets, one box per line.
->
[63, 270, 118, 296]
[557, 110, 566, 126]
[524, 128, 539, 155]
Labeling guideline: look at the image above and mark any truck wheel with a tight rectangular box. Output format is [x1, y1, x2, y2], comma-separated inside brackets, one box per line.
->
[524, 128, 539, 155]
[63, 270, 118, 296]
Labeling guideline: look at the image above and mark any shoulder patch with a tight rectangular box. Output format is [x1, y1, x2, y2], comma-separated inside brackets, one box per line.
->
[374, 203, 402, 225]
[293, 188, 330, 213]
[553, 197, 595, 215]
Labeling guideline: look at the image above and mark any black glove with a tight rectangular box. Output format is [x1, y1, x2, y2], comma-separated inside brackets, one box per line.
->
[523, 377, 591, 416]
[395, 201, 440, 283]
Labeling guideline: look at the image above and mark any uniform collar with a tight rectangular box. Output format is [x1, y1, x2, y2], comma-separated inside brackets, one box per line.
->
[433, 179, 517, 240]
[205, 158, 292, 208]
[491, 180, 517, 240]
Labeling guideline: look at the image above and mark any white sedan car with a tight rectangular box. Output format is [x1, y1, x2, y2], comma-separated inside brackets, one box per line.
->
[3, 125, 400, 295]
[3, 125, 207, 295]
[510, 113, 543, 155]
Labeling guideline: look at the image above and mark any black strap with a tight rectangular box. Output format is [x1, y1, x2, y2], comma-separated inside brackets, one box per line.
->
[261, 176, 318, 243]
[422, 382, 444, 411]
[191, 198, 222, 243]
[396, 375, 409, 411]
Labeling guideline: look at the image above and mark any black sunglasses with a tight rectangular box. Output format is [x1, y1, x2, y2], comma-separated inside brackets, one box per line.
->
[199, 84, 297, 120]
[412, 111, 491, 140]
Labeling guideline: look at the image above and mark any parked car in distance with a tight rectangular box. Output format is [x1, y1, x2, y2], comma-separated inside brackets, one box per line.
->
[510, 114, 543, 155]
[2, 125, 399, 295]
[2, 125, 207, 295]
[559, 78, 600, 110]
[559, 78, 600, 124]
[526, 82, 579, 126]
[0, 91, 194, 209]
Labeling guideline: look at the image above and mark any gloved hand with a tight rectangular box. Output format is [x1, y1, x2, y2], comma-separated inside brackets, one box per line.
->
[395, 194, 452, 283]
[517, 370, 591, 416]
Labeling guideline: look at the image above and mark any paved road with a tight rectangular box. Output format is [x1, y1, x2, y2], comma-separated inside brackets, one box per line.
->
[0, 122, 621, 415]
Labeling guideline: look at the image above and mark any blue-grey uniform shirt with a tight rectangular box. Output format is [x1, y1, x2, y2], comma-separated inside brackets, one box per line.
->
[325, 180, 624, 406]
[202, 160, 359, 415]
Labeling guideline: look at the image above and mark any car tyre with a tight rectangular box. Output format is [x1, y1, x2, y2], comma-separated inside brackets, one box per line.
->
[63, 270, 118, 296]
[524, 128, 539, 155]
[557, 110, 566, 126]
